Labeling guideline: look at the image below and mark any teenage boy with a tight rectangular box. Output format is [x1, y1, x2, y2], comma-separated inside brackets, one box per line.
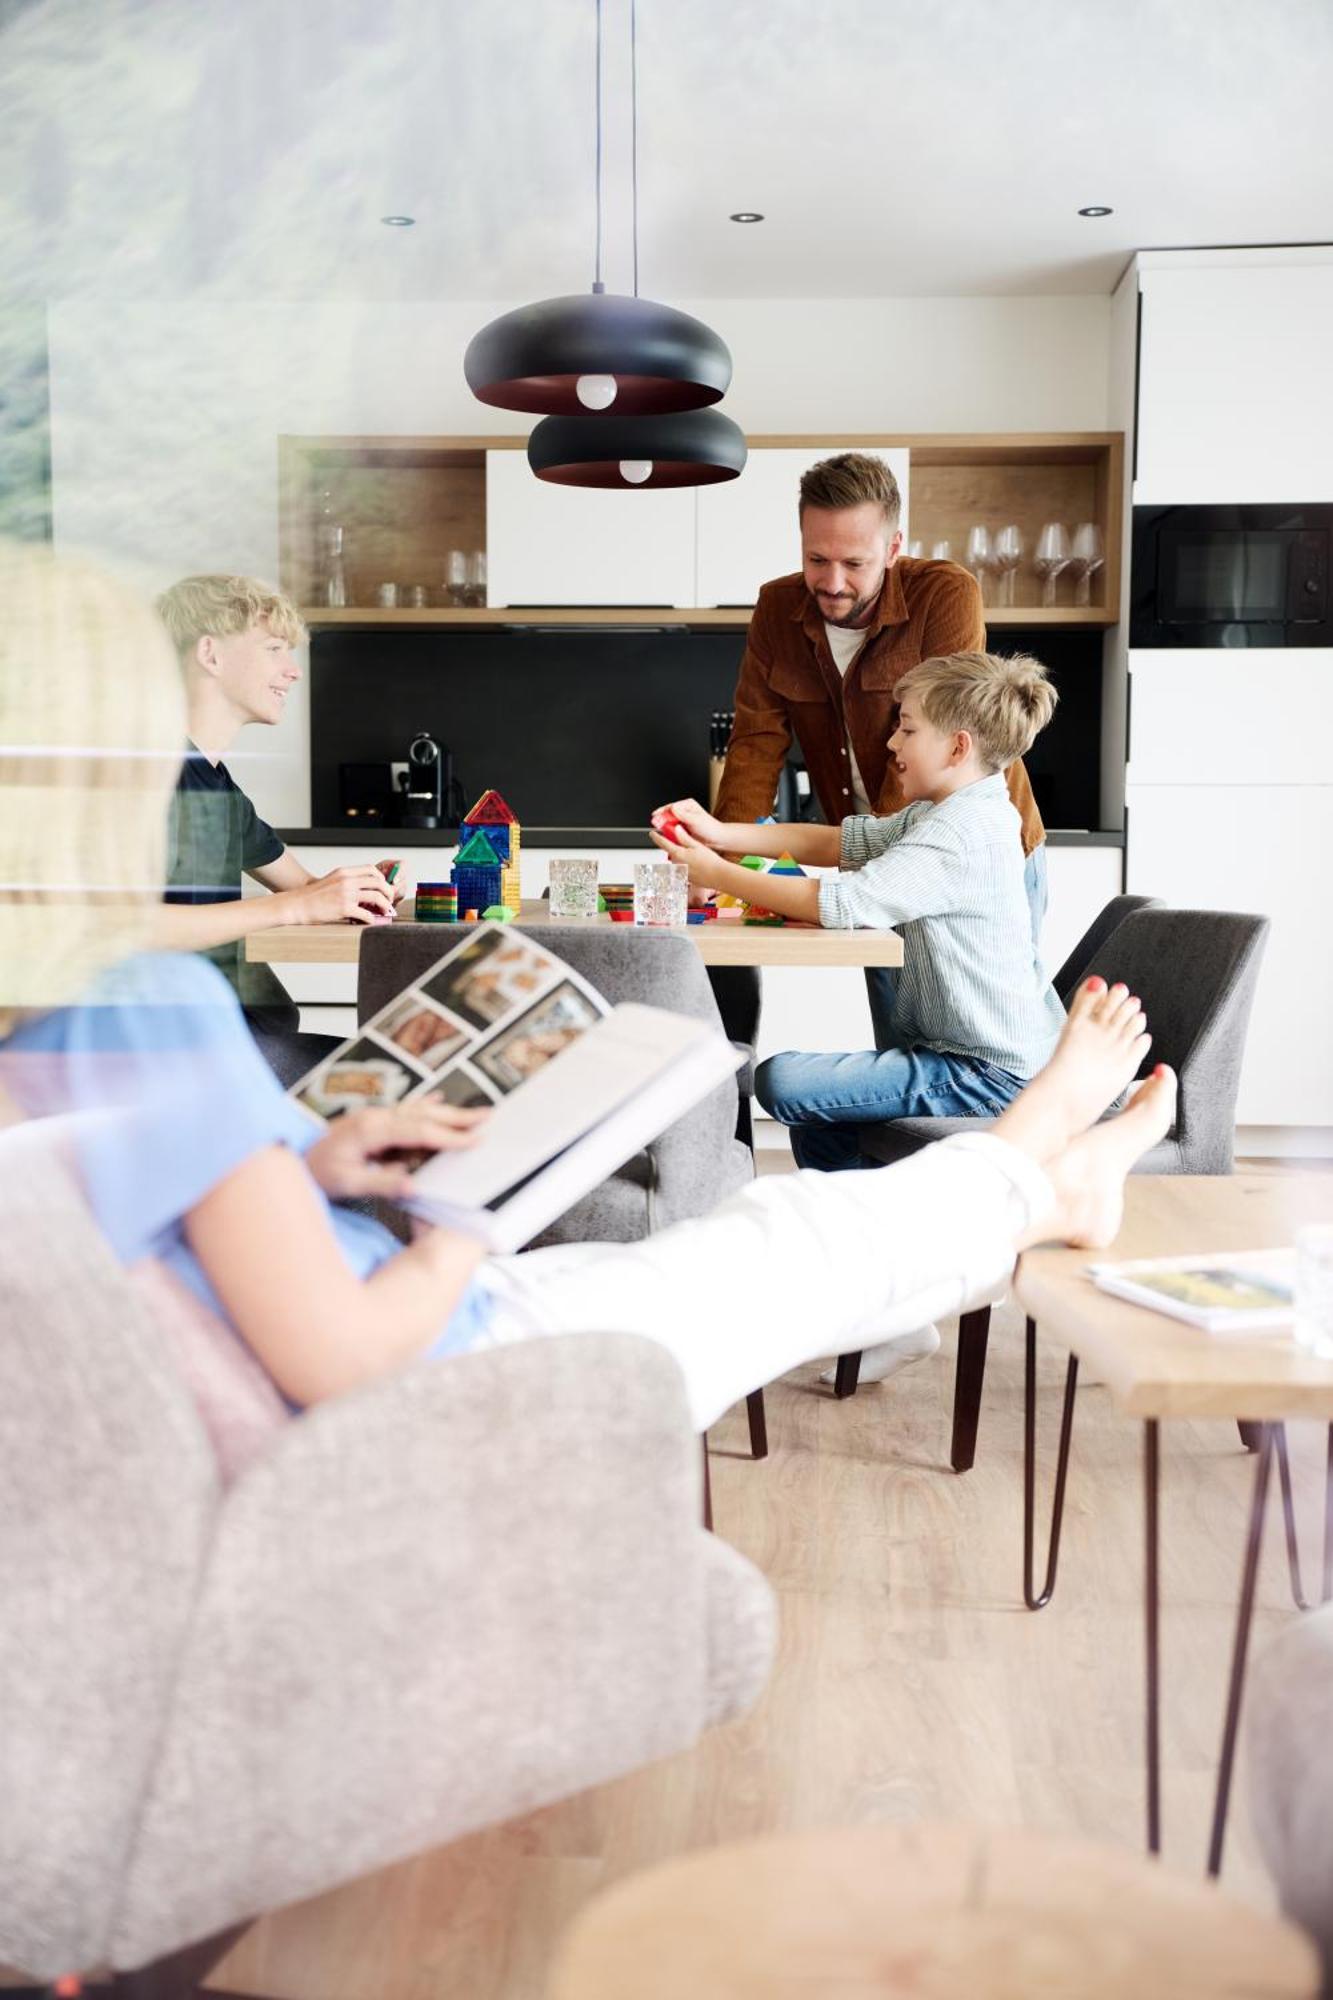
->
[154, 574, 402, 1084]
[653, 649, 1064, 1382]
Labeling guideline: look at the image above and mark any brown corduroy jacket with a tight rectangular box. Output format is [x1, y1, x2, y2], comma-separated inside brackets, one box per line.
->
[713, 558, 1045, 854]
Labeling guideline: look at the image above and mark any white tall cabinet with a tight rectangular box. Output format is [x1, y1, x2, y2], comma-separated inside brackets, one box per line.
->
[1125, 249, 1333, 1139]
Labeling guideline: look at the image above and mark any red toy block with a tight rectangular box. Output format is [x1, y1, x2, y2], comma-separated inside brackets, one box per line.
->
[656, 809, 685, 845]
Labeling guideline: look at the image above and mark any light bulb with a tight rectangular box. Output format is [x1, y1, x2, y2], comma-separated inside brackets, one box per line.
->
[619, 459, 653, 484]
[576, 373, 617, 410]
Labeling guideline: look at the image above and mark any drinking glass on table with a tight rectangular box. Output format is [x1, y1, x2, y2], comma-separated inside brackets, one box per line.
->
[549, 857, 599, 920]
[1034, 522, 1071, 607]
[993, 524, 1023, 607]
[1071, 521, 1105, 606]
[633, 860, 689, 927]
[964, 524, 994, 605]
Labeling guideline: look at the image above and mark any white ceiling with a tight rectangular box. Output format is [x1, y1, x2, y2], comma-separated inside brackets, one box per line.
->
[1, 0, 1331, 303]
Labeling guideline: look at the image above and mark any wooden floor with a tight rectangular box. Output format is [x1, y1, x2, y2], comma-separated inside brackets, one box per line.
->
[211, 1163, 1333, 1998]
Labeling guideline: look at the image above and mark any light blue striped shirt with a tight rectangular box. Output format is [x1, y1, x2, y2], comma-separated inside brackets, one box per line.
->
[817, 773, 1065, 1077]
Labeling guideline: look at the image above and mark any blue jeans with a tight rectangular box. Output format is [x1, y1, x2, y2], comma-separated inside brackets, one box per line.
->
[754, 1042, 1026, 1172]
[865, 843, 1049, 1051]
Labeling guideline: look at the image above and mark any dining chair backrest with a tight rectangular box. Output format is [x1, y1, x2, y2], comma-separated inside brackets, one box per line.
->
[1080, 906, 1270, 1173]
[1052, 893, 1161, 1002]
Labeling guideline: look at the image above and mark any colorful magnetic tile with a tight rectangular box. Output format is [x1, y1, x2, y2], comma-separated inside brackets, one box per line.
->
[767, 852, 807, 877]
[454, 827, 503, 867]
[481, 904, 516, 922]
[463, 789, 518, 826]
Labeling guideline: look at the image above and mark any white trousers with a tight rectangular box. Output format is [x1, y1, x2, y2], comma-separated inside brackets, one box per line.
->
[475, 1134, 1053, 1432]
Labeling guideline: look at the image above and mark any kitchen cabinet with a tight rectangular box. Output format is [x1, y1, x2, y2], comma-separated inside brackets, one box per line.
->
[1127, 650, 1333, 787]
[1125, 784, 1333, 1127]
[694, 446, 909, 608]
[485, 450, 697, 608]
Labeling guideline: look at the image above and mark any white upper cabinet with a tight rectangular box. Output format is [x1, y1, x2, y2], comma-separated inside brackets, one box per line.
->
[1127, 649, 1333, 786]
[486, 450, 697, 608]
[1136, 254, 1333, 505]
[694, 446, 911, 607]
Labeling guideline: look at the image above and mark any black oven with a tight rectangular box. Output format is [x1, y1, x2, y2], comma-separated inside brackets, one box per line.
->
[1131, 503, 1333, 647]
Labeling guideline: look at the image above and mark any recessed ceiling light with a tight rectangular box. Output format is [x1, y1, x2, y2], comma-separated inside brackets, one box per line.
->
[729, 211, 764, 224]
[1078, 205, 1113, 218]
[381, 214, 416, 227]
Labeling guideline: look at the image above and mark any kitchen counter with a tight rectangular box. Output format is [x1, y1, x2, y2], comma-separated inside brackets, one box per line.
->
[278, 825, 1126, 849]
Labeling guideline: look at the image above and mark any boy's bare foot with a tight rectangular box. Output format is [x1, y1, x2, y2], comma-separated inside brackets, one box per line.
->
[1036, 1067, 1178, 1250]
[994, 979, 1152, 1167]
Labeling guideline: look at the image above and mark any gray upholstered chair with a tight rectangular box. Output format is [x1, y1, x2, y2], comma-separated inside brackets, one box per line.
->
[1247, 1604, 1333, 1992]
[838, 906, 1269, 1474]
[0, 1140, 775, 1997]
[358, 924, 769, 1467]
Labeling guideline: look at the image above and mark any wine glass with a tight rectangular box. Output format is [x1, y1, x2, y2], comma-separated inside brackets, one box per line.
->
[993, 524, 1023, 608]
[907, 539, 925, 559]
[1033, 522, 1071, 608]
[1071, 522, 1105, 606]
[930, 539, 952, 562]
[964, 524, 994, 605]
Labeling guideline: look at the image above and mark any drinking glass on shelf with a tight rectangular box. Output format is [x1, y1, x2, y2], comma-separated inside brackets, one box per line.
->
[466, 549, 488, 608]
[930, 539, 952, 562]
[907, 539, 926, 560]
[549, 857, 600, 920]
[1033, 522, 1071, 608]
[633, 859, 689, 927]
[444, 549, 468, 607]
[964, 524, 994, 605]
[315, 519, 347, 608]
[375, 581, 399, 609]
[1070, 521, 1105, 606]
[993, 524, 1023, 608]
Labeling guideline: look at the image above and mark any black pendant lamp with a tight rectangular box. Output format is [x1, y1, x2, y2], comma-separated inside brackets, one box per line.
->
[527, 407, 747, 487]
[465, 0, 745, 489]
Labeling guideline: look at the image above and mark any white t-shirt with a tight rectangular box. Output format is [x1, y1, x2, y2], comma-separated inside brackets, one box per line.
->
[823, 621, 875, 815]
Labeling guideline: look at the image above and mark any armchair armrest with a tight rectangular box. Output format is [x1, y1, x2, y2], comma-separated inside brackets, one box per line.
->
[113, 1333, 774, 1967]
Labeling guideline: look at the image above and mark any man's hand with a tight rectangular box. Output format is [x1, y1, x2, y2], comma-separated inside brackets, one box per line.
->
[280, 866, 397, 926]
[376, 859, 408, 909]
[649, 825, 723, 891]
[651, 798, 728, 850]
[306, 1101, 489, 1201]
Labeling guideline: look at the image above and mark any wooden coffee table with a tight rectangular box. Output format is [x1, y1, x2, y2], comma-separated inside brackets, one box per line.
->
[548, 1822, 1318, 1999]
[1015, 1172, 1333, 1872]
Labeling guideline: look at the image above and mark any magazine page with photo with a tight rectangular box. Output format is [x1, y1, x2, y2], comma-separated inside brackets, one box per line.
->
[287, 924, 740, 1251]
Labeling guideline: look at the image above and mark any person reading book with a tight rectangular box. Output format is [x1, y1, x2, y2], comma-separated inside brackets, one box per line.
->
[0, 544, 1177, 1432]
[153, 573, 404, 1084]
[652, 648, 1067, 1385]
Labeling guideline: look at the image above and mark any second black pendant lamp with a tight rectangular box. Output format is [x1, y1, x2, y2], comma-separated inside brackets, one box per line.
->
[464, 0, 746, 489]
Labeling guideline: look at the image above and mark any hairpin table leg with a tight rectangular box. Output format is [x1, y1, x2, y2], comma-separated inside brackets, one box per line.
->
[1023, 1317, 1079, 1611]
[1207, 1423, 1275, 1877]
[1145, 1419, 1161, 1855]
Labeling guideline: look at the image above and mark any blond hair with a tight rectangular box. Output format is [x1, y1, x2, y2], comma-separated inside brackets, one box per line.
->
[798, 452, 902, 528]
[155, 573, 305, 661]
[894, 650, 1057, 771]
[0, 542, 185, 1030]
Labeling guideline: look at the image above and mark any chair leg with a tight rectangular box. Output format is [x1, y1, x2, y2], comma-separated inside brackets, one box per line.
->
[950, 1306, 992, 1473]
[746, 1388, 769, 1459]
[833, 1350, 863, 1399]
[1238, 1419, 1263, 1452]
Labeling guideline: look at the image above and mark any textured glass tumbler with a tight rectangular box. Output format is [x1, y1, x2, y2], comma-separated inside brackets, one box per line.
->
[633, 860, 689, 927]
[549, 857, 599, 920]
[1295, 1224, 1333, 1359]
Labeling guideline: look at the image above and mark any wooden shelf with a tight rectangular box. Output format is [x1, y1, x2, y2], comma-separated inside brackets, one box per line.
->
[301, 604, 1116, 631]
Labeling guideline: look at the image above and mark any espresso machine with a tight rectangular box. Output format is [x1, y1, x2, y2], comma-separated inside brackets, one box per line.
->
[400, 729, 450, 828]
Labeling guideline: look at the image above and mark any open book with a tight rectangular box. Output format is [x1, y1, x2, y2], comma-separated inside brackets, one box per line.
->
[1088, 1248, 1296, 1335]
[288, 923, 741, 1250]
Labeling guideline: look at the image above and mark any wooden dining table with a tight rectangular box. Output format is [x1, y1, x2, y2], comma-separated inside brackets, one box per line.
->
[245, 899, 906, 970]
[1015, 1171, 1333, 1875]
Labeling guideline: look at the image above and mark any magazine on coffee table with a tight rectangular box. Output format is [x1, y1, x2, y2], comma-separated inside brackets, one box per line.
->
[1087, 1248, 1296, 1335]
[288, 923, 741, 1250]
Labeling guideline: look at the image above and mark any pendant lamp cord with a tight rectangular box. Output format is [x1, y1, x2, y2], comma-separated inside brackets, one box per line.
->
[593, 0, 604, 293]
[630, 0, 640, 296]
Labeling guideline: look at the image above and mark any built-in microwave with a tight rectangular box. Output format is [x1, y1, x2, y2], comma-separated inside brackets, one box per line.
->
[1131, 503, 1333, 647]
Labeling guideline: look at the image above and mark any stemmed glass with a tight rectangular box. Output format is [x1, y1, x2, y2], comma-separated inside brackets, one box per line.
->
[1033, 522, 1071, 608]
[1070, 522, 1105, 606]
[993, 524, 1023, 608]
[930, 539, 952, 562]
[964, 524, 994, 606]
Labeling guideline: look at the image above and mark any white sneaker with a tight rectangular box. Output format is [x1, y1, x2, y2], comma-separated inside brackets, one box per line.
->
[820, 1323, 941, 1388]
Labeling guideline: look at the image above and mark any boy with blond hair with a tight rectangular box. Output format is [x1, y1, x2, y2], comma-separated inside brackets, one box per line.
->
[154, 574, 400, 1082]
[654, 649, 1066, 1381]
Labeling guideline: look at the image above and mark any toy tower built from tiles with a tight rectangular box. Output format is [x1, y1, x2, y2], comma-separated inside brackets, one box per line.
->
[462, 790, 522, 911]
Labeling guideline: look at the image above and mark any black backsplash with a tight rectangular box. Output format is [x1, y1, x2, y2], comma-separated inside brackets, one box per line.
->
[310, 624, 1103, 829]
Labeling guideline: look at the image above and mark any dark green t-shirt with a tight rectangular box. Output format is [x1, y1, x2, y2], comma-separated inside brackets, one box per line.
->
[165, 745, 299, 1032]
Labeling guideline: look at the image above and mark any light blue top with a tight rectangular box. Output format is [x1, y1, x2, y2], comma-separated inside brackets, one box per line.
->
[0, 953, 491, 1392]
[817, 772, 1066, 1078]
